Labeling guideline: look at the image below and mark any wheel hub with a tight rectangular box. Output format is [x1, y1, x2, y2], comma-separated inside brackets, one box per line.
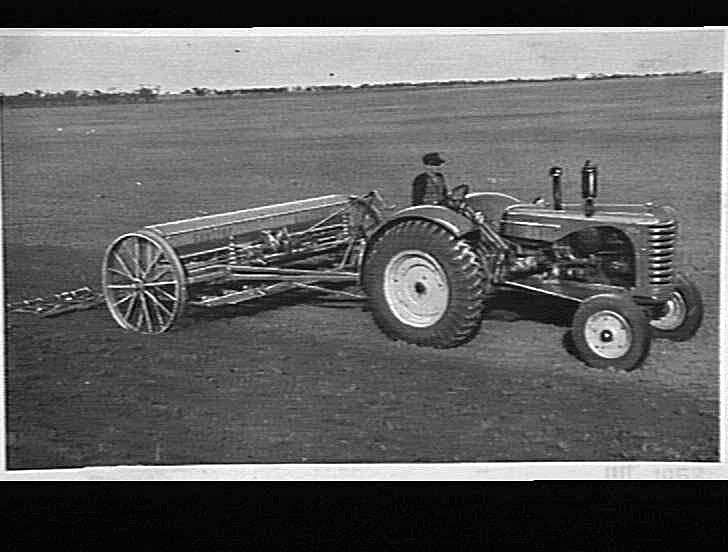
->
[584, 310, 632, 359]
[384, 250, 449, 328]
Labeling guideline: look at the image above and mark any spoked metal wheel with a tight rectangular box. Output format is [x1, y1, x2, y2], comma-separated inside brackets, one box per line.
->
[102, 229, 187, 333]
[384, 250, 449, 328]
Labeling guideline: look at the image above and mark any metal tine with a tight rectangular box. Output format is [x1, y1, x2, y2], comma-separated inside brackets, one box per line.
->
[8, 286, 105, 314]
[334, 236, 358, 270]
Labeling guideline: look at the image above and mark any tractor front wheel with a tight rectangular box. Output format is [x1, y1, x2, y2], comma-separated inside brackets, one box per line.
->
[649, 272, 703, 341]
[571, 293, 652, 371]
[362, 219, 486, 348]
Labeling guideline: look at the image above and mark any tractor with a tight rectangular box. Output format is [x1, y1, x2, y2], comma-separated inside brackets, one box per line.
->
[97, 158, 702, 373]
[361, 161, 703, 371]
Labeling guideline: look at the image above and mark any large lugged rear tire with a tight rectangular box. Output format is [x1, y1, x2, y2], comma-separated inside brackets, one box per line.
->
[362, 219, 486, 348]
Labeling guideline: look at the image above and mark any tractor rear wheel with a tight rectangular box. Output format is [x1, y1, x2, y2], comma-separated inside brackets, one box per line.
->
[571, 293, 651, 371]
[362, 219, 486, 348]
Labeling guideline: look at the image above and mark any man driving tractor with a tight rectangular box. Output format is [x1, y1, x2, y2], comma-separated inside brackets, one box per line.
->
[411, 152, 448, 206]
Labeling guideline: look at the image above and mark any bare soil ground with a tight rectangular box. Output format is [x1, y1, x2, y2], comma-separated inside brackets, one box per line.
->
[3, 74, 721, 468]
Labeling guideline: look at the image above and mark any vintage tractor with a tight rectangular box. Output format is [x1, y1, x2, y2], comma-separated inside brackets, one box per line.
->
[361, 161, 703, 371]
[99, 160, 701, 372]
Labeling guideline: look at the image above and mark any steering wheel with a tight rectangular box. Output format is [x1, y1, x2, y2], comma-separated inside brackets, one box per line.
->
[442, 184, 470, 211]
[449, 184, 470, 201]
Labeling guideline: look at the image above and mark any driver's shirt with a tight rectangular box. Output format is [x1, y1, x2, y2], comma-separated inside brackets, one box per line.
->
[411, 171, 447, 206]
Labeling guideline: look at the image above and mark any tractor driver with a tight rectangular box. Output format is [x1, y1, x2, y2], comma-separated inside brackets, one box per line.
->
[411, 152, 448, 206]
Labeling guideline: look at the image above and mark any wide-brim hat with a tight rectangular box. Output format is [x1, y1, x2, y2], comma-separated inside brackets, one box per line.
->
[422, 152, 446, 166]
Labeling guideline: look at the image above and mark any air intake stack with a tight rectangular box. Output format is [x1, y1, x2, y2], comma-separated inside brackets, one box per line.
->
[581, 160, 598, 217]
[549, 166, 563, 210]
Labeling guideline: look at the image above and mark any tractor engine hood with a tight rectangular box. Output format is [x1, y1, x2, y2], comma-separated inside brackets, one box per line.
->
[500, 202, 676, 243]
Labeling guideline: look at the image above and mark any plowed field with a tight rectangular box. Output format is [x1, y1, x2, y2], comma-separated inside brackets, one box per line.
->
[3, 74, 722, 468]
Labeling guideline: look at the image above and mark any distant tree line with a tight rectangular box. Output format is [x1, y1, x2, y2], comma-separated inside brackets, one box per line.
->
[2, 71, 712, 108]
[179, 70, 711, 97]
[1, 86, 160, 108]
[178, 84, 357, 96]
[181, 86, 295, 96]
[355, 70, 710, 89]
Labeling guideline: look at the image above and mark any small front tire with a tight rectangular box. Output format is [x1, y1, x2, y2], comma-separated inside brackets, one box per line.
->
[649, 272, 703, 341]
[571, 293, 652, 371]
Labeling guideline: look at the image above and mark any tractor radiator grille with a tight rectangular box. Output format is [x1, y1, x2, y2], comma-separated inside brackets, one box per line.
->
[647, 220, 677, 286]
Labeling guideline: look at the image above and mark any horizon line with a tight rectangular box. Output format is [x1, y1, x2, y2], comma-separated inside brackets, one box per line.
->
[2, 69, 719, 97]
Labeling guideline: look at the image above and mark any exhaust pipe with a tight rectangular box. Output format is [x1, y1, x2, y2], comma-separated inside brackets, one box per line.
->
[549, 166, 563, 210]
[581, 160, 598, 217]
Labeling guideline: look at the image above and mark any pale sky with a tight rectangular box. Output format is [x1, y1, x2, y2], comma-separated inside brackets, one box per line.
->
[0, 28, 724, 94]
